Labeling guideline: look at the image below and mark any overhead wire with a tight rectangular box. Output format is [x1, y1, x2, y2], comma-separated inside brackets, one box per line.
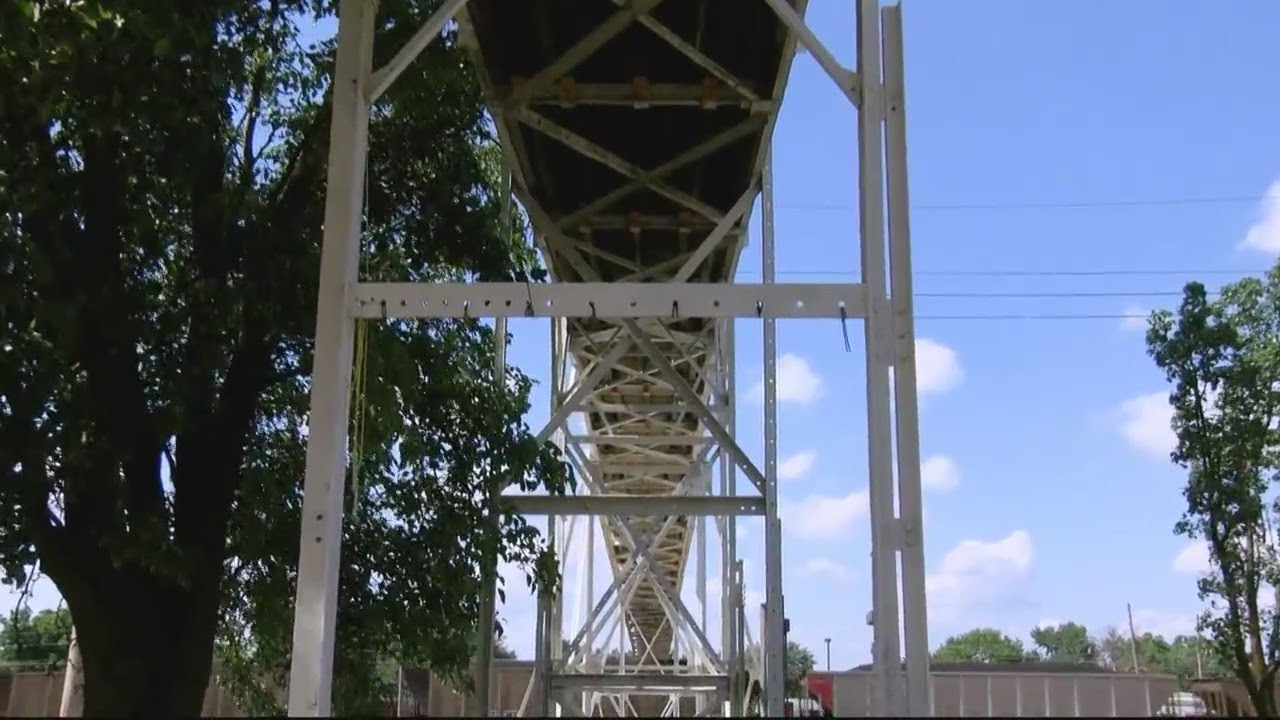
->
[767, 268, 1266, 278]
[760, 191, 1274, 320]
[777, 193, 1279, 212]
[915, 313, 1148, 322]
[727, 268, 1265, 321]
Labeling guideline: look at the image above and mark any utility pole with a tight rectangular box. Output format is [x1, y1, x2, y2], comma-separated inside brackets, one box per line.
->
[1195, 632, 1204, 678]
[824, 638, 831, 671]
[1126, 603, 1141, 673]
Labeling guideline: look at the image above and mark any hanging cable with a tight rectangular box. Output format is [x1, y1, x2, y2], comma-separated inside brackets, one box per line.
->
[349, 317, 371, 516]
[348, 160, 375, 517]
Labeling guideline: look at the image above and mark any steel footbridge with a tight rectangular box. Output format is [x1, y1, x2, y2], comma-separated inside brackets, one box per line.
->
[287, 0, 933, 717]
[461, 1, 798, 712]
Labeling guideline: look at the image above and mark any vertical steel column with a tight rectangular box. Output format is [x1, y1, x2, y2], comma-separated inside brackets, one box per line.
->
[534, 576, 551, 717]
[551, 515, 567, 661]
[537, 316, 558, 718]
[856, 0, 905, 714]
[719, 317, 740, 717]
[760, 150, 786, 717]
[695, 458, 710, 717]
[474, 168, 513, 717]
[286, 0, 375, 714]
[881, 4, 930, 716]
[580, 514, 596, 716]
[733, 559, 747, 714]
[697, 464, 708, 634]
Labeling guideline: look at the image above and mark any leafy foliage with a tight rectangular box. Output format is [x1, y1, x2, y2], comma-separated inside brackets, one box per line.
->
[493, 636, 516, 660]
[0, 0, 567, 715]
[1029, 622, 1098, 664]
[1146, 265, 1280, 715]
[0, 607, 72, 671]
[785, 640, 815, 697]
[1095, 626, 1227, 678]
[931, 628, 1031, 664]
[935, 622, 1227, 681]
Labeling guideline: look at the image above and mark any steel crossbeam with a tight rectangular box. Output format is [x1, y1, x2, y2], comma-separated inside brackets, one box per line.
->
[287, 0, 930, 717]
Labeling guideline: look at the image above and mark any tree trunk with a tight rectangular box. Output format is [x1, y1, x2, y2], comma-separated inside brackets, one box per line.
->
[1250, 676, 1278, 719]
[71, 579, 222, 718]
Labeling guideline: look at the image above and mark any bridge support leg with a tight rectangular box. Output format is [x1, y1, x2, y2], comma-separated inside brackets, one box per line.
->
[285, 0, 374, 714]
[472, 169, 514, 717]
[760, 149, 787, 718]
[881, 5, 931, 716]
[718, 318, 742, 717]
[855, 1, 931, 715]
[472, 312, 508, 717]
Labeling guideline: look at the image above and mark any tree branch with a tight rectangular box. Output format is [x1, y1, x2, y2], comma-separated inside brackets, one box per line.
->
[77, 130, 166, 528]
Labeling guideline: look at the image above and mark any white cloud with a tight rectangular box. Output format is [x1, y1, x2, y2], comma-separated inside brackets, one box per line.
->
[777, 354, 822, 404]
[915, 338, 964, 396]
[1130, 608, 1197, 639]
[1241, 180, 1280, 254]
[802, 558, 852, 581]
[1116, 391, 1175, 459]
[1173, 541, 1212, 575]
[920, 455, 960, 493]
[927, 530, 1035, 622]
[786, 490, 869, 540]
[749, 353, 823, 406]
[1119, 305, 1150, 333]
[778, 451, 817, 481]
[1037, 618, 1062, 630]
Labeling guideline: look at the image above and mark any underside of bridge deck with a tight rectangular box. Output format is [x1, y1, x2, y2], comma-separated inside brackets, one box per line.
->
[461, 0, 804, 666]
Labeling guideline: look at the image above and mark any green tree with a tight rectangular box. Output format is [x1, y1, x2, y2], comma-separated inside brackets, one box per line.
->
[1146, 268, 1280, 716]
[785, 640, 816, 697]
[932, 628, 1029, 664]
[1096, 626, 1139, 671]
[1166, 634, 1229, 679]
[1, 606, 73, 670]
[0, 0, 568, 716]
[493, 637, 516, 661]
[1095, 625, 1228, 679]
[1030, 622, 1098, 664]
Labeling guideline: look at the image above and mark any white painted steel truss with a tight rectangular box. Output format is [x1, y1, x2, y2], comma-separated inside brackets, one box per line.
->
[285, 0, 930, 717]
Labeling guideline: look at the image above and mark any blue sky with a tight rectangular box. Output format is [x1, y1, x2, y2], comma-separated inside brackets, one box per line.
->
[8, 0, 1280, 677]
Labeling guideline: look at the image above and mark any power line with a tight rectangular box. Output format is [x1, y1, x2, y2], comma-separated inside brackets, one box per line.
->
[778, 194, 1279, 212]
[754, 268, 1267, 279]
[914, 269, 1262, 278]
[916, 291, 1198, 299]
[916, 313, 1145, 321]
